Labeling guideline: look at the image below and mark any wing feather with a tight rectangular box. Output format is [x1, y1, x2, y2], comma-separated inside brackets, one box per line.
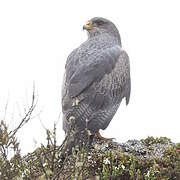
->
[68, 45, 121, 97]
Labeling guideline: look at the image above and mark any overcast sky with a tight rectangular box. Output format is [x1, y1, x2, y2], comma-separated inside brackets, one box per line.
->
[0, 0, 180, 155]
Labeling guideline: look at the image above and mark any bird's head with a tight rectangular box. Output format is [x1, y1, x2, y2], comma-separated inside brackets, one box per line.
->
[83, 17, 121, 44]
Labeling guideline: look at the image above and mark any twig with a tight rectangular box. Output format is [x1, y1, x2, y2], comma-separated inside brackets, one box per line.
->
[3, 92, 9, 121]
[51, 123, 56, 172]
[39, 154, 49, 180]
[8, 86, 37, 142]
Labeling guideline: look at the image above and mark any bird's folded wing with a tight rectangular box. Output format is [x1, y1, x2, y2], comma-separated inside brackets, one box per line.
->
[68, 45, 121, 97]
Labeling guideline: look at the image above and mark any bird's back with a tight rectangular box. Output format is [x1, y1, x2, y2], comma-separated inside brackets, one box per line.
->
[62, 38, 130, 134]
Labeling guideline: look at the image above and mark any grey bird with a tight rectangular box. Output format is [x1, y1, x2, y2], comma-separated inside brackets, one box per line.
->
[62, 17, 131, 148]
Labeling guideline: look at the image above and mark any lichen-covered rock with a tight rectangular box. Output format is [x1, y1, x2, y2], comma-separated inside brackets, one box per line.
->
[56, 136, 180, 179]
[0, 127, 180, 180]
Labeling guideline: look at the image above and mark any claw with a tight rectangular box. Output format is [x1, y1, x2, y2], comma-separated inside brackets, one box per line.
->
[94, 131, 115, 142]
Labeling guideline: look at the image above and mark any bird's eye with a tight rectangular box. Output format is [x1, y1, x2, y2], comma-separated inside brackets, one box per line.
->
[93, 20, 104, 26]
[97, 21, 104, 26]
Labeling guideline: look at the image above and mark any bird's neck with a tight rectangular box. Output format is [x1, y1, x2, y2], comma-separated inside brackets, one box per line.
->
[88, 32, 121, 46]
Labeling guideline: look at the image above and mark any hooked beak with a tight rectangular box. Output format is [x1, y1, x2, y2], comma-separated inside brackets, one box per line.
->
[83, 21, 93, 30]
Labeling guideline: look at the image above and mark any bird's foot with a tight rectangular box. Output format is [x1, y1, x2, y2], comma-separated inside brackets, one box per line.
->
[94, 131, 115, 142]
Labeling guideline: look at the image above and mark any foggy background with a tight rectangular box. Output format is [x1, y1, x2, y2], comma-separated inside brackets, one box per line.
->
[0, 0, 180, 155]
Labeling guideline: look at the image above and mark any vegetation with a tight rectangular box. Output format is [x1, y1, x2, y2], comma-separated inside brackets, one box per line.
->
[0, 91, 180, 179]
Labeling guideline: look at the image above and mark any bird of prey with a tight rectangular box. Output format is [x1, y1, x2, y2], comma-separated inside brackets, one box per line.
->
[62, 17, 131, 147]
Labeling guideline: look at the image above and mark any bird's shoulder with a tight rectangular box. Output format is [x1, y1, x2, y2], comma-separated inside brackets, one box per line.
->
[65, 37, 115, 79]
[66, 35, 116, 67]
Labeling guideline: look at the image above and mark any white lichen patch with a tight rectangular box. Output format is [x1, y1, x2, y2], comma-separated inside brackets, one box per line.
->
[146, 170, 150, 177]
[121, 164, 125, 170]
[103, 158, 110, 165]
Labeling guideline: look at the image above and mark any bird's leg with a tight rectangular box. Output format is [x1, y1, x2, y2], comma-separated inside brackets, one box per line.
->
[94, 131, 115, 142]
